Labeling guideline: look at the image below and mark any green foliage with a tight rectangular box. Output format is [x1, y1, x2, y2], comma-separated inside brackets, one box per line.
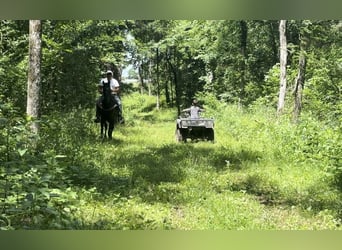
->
[38, 107, 94, 159]
[304, 51, 342, 123]
[0, 100, 82, 229]
[2, 19, 340, 122]
[128, 19, 341, 124]
[249, 63, 280, 107]
[0, 21, 28, 112]
[40, 20, 128, 113]
[1, 20, 129, 115]
[1, 19, 341, 229]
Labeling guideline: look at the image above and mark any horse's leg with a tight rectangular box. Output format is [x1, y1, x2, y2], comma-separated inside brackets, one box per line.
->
[101, 118, 108, 139]
[108, 122, 114, 139]
[106, 122, 109, 138]
[100, 121, 104, 138]
[104, 121, 108, 138]
[108, 109, 118, 139]
[114, 106, 120, 125]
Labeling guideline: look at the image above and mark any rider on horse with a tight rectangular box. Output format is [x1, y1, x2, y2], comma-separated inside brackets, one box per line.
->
[94, 70, 124, 123]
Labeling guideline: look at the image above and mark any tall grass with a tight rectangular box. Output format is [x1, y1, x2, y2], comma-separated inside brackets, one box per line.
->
[59, 93, 340, 229]
[2, 93, 340, 229]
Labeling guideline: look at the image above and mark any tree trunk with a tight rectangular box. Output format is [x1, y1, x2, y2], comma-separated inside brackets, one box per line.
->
[293, 53, 305, 122]
[239, 21, 248, 101]
[277, 20, 287, 115]
[293, 31, 309, 122]
[164, 60, 171, 105]
[138, 63, 144, 94]
[166, 52, 180, 115]
[156, 47, 160, 109]
[268, 21, 279, 65]
[169, 66, 174, 106]
[27, 20, 42, 135]
[148, 60, 152, 96]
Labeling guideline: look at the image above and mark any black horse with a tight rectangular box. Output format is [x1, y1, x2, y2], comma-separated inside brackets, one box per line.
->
[98, 82, 119, 139]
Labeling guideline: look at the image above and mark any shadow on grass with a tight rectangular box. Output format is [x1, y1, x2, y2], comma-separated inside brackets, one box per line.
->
[67, 141, 263, 205]
[206, 147, 262, 172]
[226, 171, 342, 219]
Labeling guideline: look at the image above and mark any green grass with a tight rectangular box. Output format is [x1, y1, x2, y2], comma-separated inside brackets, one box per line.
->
[44, 93, 341, 230]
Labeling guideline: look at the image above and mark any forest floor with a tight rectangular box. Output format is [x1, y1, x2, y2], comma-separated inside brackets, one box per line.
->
[66, 93, 341, 230]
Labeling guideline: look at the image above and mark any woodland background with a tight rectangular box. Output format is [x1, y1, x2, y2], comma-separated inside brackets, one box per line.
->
[0, 20, 341, 229]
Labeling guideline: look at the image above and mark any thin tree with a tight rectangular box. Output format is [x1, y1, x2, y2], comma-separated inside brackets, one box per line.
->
[293, 24, 309, 122]
[166, 46, 180, 115]
[27, 20, 42, 135]
[155, 47, 160, 109]
[137, 62, 145, 94]
[277, 20, 287, 115]
[293, 42, 307, 122]
[268, 21, 279, 65]
[239, 20, 248, 102]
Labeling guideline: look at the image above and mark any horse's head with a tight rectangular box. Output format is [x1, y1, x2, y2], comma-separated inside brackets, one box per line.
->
[102, 81, 111, 96]
[101, 81, 116, 109]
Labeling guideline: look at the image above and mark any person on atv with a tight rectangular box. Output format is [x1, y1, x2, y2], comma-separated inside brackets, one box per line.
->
[182, 99, 205, 119]
[94, 70, 124, 123]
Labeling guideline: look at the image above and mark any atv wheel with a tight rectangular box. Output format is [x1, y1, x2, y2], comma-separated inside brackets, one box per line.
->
[175, 128, 183, 142]
[207, 128, 215, 142]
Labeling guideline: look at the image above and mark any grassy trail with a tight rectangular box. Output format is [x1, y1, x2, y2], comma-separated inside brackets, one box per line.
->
[71, 95, 340, 230]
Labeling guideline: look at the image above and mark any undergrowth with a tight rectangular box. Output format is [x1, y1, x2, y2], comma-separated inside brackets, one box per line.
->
[1, 93, 341, 229]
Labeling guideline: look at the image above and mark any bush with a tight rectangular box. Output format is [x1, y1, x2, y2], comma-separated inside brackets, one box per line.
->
[0, 101, 82, 229]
